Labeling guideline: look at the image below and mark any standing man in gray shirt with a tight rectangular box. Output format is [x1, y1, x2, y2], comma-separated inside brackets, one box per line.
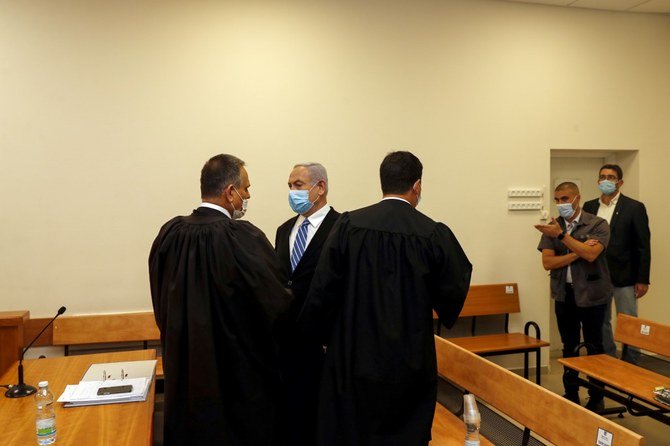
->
[535, 182, 612, 412]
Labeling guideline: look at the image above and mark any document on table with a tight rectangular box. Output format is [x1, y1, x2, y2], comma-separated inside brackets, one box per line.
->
[58, 377, 151, 407]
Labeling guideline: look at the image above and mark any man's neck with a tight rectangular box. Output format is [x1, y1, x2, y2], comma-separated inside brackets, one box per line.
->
[302, 199, 327, 218]
[600, 191, 618, 205]
[383, 193, 415, 206]
[565, 207, 580, 224]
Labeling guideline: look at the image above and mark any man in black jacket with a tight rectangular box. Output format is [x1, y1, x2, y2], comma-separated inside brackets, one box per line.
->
[275, 162, 340, 446]
[583, 164, 651, 364]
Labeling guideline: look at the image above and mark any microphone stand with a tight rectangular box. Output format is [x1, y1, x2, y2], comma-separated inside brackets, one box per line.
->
[5, 306, 66, 398]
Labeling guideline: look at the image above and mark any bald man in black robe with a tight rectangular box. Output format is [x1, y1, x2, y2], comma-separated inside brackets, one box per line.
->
[149, 154, 292, 446]
[299, 151, 472, 446]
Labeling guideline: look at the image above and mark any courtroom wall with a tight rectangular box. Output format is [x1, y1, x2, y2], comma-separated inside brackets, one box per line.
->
[1, 0, 669, 363]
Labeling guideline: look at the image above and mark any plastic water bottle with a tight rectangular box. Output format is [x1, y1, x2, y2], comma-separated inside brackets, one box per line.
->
[35, 381, 56, 445]
[463, 393, 481, 446]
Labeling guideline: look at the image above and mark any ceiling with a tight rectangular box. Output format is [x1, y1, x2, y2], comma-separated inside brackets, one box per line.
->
[503, 0, 670, 14]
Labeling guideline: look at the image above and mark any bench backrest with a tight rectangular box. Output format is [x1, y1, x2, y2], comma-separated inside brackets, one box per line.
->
[615, 314, 670, 357]
[53, 312, 160, 346]
[433, 283, 521, 321]
[458, 283, 520, 317]
[435, 336, 644, 446]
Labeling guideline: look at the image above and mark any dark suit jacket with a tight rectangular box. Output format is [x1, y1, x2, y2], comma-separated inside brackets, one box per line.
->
[275, 206, 341, 314]
[584, 194, 651, 287]
[274, 206, 340, 446]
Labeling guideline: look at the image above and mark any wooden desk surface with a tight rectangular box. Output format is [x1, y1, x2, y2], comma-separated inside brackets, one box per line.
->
[430, 403, 493, 446]
[0, 350, 155, 446]
[450, 333, 550, 354]
[559, 354, 670, 409]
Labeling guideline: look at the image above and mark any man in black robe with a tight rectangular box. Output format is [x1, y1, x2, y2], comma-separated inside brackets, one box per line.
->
[274, 162, 340, 446]
[298, 151, 472, 446]
[149, 154, 292, 446]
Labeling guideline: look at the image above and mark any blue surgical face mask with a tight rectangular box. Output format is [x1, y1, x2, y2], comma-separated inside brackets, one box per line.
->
[557, 197, 577, 219]
[598, 180, 617, 196]
[288, 184, 318, 214]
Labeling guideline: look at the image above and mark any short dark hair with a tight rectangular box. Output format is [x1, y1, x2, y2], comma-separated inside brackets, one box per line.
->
[555, 181, 580, 195]
[599, 164, 623, 180]
[200, 154, 245, 198]
[380, 151, 423, 194]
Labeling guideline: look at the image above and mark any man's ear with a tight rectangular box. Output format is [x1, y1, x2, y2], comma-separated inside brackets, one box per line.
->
[223, 184, 235, 203]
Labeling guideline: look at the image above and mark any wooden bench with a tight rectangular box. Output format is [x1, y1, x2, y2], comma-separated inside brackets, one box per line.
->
[433, 336, 644, 445]
[559, 314, 670, 424]
[436, 283, 549, 383]
[52, 312, 163, 379]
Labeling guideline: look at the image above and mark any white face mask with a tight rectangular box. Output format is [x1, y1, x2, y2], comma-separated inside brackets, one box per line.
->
[232, 187, 248, 219]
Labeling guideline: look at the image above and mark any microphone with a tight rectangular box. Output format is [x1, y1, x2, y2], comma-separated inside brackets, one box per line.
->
[5, 306, 67, 398]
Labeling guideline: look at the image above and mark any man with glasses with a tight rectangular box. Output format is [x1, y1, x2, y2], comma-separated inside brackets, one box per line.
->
[584, 164, 651, 364]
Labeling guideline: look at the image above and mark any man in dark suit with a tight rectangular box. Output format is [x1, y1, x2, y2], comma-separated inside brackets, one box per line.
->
[583, 164, 651, 364]
[275, 162, 340, 446]
[298, 152, 472, 446]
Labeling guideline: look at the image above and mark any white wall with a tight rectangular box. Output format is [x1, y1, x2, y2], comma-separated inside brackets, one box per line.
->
[1, 1, 669, 367]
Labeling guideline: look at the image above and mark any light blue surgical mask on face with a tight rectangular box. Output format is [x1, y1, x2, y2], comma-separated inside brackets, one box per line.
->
[288, 184, 318, 214]
[598, 180, 617, 196]
[557, 197, 577, 219]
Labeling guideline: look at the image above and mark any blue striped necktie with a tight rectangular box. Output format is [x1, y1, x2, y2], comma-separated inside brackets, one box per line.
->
[290, 218, 310, 272]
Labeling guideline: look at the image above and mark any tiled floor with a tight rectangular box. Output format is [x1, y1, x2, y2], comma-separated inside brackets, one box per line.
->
[543, 354, 670, 445]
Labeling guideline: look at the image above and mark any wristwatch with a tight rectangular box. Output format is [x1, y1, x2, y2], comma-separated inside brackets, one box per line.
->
[557, 232, 566, 241]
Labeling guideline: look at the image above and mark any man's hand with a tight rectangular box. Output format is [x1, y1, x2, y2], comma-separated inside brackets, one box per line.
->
[534, 218, 563, 238]
[635, 283, 649, 298]
[584, 239, 600, 247]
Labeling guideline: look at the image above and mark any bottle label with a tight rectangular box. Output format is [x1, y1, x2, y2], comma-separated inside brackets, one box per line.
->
[465, 441, 480, 446]
[36, 418, 56, 437]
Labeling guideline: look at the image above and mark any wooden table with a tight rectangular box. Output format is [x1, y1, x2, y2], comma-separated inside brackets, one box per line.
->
[430, 403, 493, 445]
[0, 350, 155, 446]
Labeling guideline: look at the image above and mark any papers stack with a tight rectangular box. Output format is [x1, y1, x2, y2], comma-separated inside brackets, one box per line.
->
[57, 359, 157, 407]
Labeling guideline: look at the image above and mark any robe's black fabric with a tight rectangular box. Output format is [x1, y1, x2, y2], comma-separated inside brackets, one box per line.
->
[149, 207, 292, 446]
[298, 199, 472, 446]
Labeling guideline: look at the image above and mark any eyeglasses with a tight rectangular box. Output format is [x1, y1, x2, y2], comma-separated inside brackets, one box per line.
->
[598, 175, 619, 181]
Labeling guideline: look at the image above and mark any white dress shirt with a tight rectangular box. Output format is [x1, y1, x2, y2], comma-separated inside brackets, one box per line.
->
[289, 205, 332, 258]
[565, 211, 581, 284]
[200, 202, 231, 218]
[596, 192, 620, 224]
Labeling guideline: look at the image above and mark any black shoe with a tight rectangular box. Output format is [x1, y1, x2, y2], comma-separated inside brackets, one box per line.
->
[585, 398, 605, 412]
[562, 393, 581, 405]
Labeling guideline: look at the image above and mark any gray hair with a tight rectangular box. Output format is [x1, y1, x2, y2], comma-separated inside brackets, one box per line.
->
[294, 162, 328, 192]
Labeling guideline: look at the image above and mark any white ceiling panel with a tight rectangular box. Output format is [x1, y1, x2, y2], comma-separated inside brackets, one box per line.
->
[631, 0, 670, 12]
[572, 0, 650, 11]
[501, 0, 670, 13]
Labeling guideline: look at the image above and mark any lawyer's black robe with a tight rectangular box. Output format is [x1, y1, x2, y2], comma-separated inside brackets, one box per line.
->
[149, 207, 292, 446]
[298, 199, 472, 446]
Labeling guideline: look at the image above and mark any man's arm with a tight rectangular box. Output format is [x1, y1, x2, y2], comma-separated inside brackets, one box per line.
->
[632, 201, 651, 297]
[540, 249, 579, 271]
[534, 218, 604, 262]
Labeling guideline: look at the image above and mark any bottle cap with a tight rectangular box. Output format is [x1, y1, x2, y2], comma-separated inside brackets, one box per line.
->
[463, 393, 479, 415]
[38, 381, 49, 388]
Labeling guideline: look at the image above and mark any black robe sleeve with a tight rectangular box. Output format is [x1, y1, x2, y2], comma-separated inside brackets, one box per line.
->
[429, 222, 473, 329]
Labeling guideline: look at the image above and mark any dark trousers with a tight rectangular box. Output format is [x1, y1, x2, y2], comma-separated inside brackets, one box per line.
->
[555, 284, 607, 401]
